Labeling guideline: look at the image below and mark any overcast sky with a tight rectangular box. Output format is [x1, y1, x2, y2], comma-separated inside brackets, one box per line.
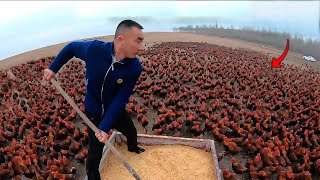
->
[1, 1, 318, 22]
[0, 1, 250, 21]
[0, 1, 319, 60]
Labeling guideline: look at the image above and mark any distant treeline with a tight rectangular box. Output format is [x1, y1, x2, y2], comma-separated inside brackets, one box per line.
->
[174, 24, 320, 60]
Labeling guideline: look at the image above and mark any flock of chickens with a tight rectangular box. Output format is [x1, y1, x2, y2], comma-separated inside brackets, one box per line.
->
[0, 41, 319, 179]
[0, 58, 93, 179]
[130, 42, 320, 179]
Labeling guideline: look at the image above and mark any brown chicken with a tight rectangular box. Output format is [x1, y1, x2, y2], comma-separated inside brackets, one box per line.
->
[60, 136, 72, 150]
[310, 134, 320, 146]
[61, 150, 70, 158]
[49, 147, 59, 159]
[279, 145, 291, 164]
[260, 147, 273, 166]
[244, 139, 257, 153]
[49, 172, 75, 180]
[222, 169, 238, 180]
[293, 171, 312, 180]
[56, 128, 68, 140]
[12, 156, 24, 175]
[50, 172, 75, 180]
[75, 149, 88, 163]
[231, 157, 247, 174]
[253, 153, 264, 170]
[212, 127, 225, 142]
[141, 115, 148, 128]
[191, 124, 203, 134]
[62, 120, 76, 133]
[287, 166, 294, 180]
[0, 163, 11, 177]
[257, 167, 272, 179]
[273, 147, 286, 166]
[70, 142, 82, 154]
[277, 171, 287, 180]
[69, 109, 77, 118]
[54, 155, 75, 174]
[154, 124, 166, 135]
[249, 165, 258, 179]
[73, 128, 82, 141]
[223, 137, 240, 154]
[288, 147, 298, 162]
[254, 137, 263, 149]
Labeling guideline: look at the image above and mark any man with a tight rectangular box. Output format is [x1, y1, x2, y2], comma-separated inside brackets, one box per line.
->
[43, 19, 145, 180]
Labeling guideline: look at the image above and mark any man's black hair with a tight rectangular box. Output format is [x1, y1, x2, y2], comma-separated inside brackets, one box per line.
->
[115, 19, 143, 38]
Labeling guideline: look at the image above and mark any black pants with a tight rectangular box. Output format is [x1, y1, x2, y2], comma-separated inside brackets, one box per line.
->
[85, 110, 138, 180]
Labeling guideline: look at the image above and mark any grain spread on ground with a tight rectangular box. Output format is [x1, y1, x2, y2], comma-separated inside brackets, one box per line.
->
[101, 143, 216, 180]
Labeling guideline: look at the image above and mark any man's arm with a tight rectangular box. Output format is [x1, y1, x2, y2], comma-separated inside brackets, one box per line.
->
[98, 70, 142, 133]
[48, 41, 93, 73]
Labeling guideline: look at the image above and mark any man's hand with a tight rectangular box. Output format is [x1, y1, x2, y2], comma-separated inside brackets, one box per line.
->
[95, 130, 109, 143]
[44, 68, 55, 81]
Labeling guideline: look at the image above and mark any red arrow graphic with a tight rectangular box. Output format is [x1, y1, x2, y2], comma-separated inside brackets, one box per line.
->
[272, 39, 289, 68]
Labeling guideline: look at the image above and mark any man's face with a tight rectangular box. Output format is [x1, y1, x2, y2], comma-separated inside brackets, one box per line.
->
[122, 27, 144, 58]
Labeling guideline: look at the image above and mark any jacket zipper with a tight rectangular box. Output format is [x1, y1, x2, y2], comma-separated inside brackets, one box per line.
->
[100, 56, 123, 117]
[86, 79, 88, 95]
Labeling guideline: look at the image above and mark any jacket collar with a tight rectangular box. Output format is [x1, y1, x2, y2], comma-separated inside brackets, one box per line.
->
[111, 41, 136, 64]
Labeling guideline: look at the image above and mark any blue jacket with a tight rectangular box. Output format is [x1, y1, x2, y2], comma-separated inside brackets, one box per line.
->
[48, 40, 142, 133]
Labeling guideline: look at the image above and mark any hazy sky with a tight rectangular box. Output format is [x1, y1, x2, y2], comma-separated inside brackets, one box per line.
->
[0, 1, 250, 21]
[0, 1, 319, 60]
[1, 1, 318, 22]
